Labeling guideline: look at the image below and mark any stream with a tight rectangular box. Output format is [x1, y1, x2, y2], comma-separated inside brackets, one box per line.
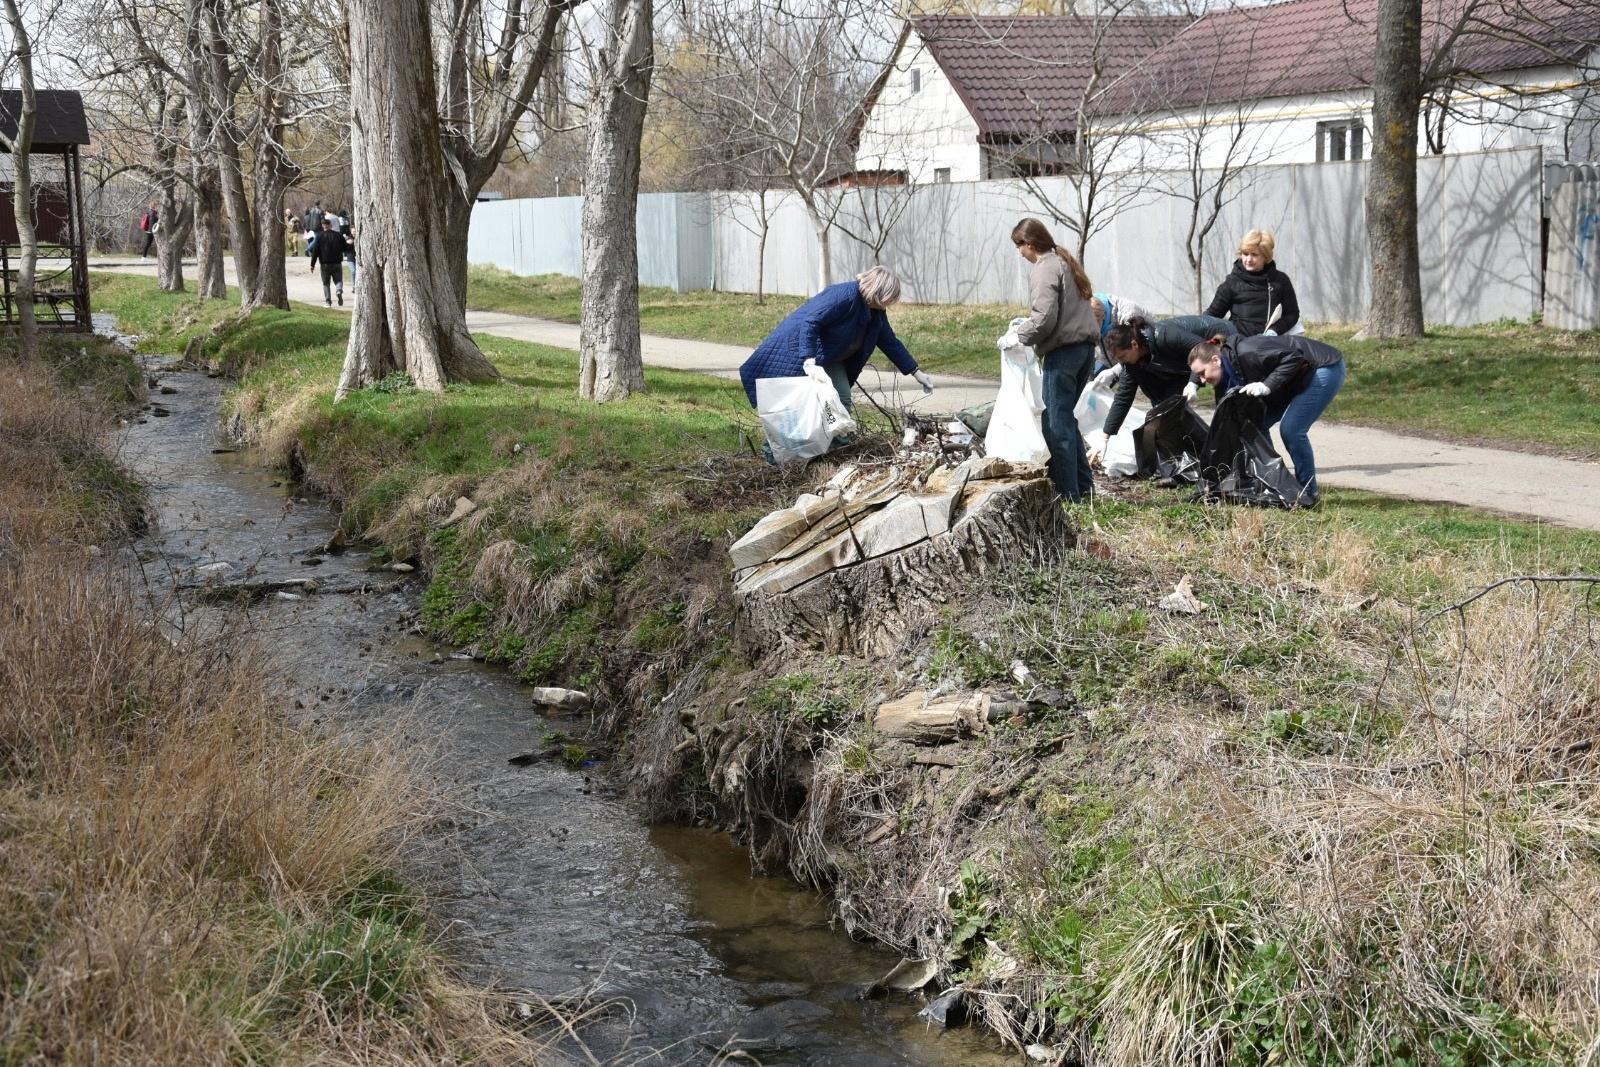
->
[117, 352, 1012, 1066]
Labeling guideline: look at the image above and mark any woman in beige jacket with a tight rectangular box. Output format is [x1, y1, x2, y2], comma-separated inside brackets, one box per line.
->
[1011, 217, 1100, 502]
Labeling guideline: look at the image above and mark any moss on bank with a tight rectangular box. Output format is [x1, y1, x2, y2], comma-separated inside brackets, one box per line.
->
[93, 273, 1600, 1064]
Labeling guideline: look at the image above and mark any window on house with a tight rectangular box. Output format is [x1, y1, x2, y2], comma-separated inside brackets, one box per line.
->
[933, 167, 951, 183]
[1317, 119, 1366, 162]
[908, 69, 921, 94]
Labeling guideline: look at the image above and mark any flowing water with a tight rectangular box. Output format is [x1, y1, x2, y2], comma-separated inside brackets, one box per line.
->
[117, 354, 1012, 1066]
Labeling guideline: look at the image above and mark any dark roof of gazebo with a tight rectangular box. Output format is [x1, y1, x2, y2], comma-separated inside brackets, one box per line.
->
[0, 90, 90, 151]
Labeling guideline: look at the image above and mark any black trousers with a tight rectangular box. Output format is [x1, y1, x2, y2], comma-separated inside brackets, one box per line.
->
[319, 261, 344, 300]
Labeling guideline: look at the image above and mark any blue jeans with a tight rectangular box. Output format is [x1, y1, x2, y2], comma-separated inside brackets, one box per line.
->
[1040, 342, 1095, 502]
[760, 362, 854, 464]
[1264, 360, 1346, 496]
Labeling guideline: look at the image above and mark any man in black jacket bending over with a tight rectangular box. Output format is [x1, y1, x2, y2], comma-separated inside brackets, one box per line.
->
[308, 217, 351, 307]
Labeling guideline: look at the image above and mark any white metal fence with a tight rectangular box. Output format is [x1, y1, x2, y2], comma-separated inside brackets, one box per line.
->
[1545, 163, 1600, 330]
[468, 147, 1547, 327]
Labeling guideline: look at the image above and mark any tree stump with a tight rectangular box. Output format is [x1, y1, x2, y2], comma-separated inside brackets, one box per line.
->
[731, 458, 1072, 657]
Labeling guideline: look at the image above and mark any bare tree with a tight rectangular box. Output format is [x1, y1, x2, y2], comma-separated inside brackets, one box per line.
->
[675, 0, 889, 290]
[336, 0, 501, 398]
[578, 0, 653, 402]
[1, 0, 38, 358]
[435, 0, 576, 307]
[963, 9, 1170, 264]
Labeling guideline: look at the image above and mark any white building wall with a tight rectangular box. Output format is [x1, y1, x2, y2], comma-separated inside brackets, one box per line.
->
[1108, 65, 1590, 173]
[854, 29, 984, 184]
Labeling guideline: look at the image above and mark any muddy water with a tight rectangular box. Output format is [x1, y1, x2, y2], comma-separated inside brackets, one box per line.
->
[118, 358, 1010, 1066]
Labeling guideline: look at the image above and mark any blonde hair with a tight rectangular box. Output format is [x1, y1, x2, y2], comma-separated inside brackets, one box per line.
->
[1239, 228, 1277, 260]
[856, 266, 902, 308]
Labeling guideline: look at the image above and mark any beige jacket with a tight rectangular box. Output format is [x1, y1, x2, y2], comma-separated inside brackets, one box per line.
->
[1016, 253, 1099, 357]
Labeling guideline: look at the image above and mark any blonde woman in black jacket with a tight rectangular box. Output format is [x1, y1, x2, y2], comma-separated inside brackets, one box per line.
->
[1205, 229, 1301, 337]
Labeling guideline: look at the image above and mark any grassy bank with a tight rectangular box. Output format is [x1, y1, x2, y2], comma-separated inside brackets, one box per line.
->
[465, 267, 1600, 457]
[0, 318, 546, 1063]
[96, 272, 1600, 1063]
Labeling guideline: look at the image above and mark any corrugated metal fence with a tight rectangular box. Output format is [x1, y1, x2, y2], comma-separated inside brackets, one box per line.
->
[469, 147, 1549, 327]
[1545, 163, 1600, 329]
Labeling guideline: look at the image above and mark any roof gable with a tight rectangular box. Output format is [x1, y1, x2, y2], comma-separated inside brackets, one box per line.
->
[908, 14, 1188, 141]
[1095, 0, 1600, 116]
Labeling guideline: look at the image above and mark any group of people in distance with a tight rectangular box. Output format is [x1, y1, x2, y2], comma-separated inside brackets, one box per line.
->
[285, 200, 356, 308]
[739, 218, 1347, 508]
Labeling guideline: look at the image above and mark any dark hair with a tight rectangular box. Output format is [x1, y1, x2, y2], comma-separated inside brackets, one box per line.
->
[1104, 315, 1151, 356]
[1187, 334, 1228, 366]
[1010, 217, 1093, 302]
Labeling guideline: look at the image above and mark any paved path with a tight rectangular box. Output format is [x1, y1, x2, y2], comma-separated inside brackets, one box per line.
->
[97, 258, 1600, 531]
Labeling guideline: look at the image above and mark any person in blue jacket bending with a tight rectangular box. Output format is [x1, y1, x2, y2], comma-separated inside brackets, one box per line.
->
[739, 267, 935, 423]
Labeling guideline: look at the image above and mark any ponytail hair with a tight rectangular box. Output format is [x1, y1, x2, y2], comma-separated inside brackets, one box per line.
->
[1188, 334, 1228, 367]
[1011, 217, 1093, 302]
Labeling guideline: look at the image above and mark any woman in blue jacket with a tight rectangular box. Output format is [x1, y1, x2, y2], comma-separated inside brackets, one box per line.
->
[739, 267, 934, 414]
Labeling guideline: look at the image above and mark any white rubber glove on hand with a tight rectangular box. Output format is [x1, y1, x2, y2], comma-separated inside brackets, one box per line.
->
[1242, 382, 1270, 397]
[912, 370, 935, 395]
[1182, 381, 1200, 402]
[1092, 366, 1121, 389]
[1084, 429, 1108, 468]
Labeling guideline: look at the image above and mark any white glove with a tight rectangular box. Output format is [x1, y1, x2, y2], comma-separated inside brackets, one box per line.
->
[1242, 382, 1270, 397]
[912, 370, 934, 394]
[1182, 381, 1200, 402]
[1263, 329, 1278, 337]
[1085, 429, 1108, 467]
[1092, 366, 1121, 389]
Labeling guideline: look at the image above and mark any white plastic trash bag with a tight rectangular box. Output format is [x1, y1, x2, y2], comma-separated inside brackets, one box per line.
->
[1074, 379, 1143, 477]
[756, 358, 858, 465]
[985, 328, 1049, 464]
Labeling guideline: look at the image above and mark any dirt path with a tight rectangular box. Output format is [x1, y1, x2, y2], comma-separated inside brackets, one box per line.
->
[98, 259, 1600, 532]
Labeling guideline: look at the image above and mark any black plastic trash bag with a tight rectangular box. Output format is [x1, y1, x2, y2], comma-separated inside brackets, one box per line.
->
[1134, 394, 1210, 484]
[1194, 391, 1308, 509]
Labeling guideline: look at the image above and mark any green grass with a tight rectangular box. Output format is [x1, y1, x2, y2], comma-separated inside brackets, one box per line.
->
[1320, 321, 1600, 457]
[465, 268, 1600, 455]
[465, 265, 1022, 379]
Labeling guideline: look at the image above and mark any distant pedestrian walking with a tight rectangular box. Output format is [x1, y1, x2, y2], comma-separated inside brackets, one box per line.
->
[139, 202, 159, 259]
[308, 217, 350, 306]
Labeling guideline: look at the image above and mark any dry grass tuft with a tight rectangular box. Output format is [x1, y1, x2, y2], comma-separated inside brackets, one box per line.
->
[0, 355, 552, 1064]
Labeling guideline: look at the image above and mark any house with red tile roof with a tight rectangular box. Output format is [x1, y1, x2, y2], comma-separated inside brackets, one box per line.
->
[854, 1, 1600, 184]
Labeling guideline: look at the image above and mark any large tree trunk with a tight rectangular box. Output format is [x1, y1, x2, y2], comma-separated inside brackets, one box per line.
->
[336, 0, 501, 400]
[3, 0, 38, 360]
[578, 0, 653, 403]
[185, 7, 226, 299]
[1365, 0, 1425, 337]
[192, 165, 227, 299]
[245, 0, 291, 311]
[442, 193, 473, 310]
[199, 0, 260, 308]
[155, 187, 188, 293]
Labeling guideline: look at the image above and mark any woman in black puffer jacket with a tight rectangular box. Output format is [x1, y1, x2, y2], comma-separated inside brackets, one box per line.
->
[1204, 228, 1300, 337]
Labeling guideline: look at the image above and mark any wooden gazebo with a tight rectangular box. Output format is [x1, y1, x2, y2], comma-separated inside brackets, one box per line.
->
[0, 89, 92, 330]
